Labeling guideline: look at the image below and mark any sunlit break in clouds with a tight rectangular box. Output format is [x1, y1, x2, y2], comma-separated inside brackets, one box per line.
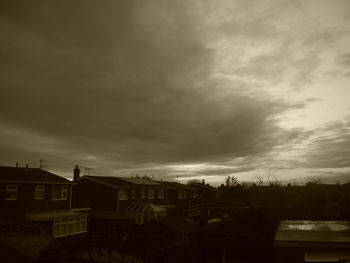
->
[1, 0, 350, 185]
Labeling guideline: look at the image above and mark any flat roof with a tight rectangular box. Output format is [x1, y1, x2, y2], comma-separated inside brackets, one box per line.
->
[275, 221, 350, 245]
[26, 210, 87, 221]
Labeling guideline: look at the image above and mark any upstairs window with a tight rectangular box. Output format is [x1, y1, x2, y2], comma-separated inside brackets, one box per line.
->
[158, 189, 164, 199]
[141, 189, 146, 199]
[6, 185, 17, 200]
[119, 189, 128, 200]
[148, 189, 154, 199]
[35, 185, 44, 200]
[52, 185, 68, 201]
[178, 189, 184, 199]
[130, 189, 136, 199]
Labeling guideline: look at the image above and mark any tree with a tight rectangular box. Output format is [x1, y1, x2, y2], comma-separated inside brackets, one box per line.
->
[267, 174, 281, 187]
[225, 176, 239, 187]
[254, 173, 264, 186]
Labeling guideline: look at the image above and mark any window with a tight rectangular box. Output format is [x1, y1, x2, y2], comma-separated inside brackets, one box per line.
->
[119, 189, 128, 200]
[148, 189, 154, 199]
[158, 189, 164, 199]
[6, 185, 17, 200]
[141, 189, 146, 199]
[34, 185, 44, 200]
[53, 216, 87, 237]
[51, 185, 68, 200]
[178, 189, 184, 199]
[130, 189, 136, 199]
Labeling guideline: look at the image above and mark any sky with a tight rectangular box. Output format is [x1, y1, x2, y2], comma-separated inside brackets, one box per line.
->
[1, 0, 350, 185]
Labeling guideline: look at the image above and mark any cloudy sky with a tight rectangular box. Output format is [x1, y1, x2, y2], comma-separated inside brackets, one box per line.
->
[1, 0, 350, 185]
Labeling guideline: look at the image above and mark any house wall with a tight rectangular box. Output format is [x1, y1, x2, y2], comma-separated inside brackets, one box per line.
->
[73, 179, 170, 212]
[0, 183, 71, 218]
[189, 184, 217, 204]
[118, 187, 168, 211]
[72, 179, 118, 211]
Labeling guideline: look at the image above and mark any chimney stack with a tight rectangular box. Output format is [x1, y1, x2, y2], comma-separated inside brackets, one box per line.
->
[73, 165, 80, 182]
[202, 179, 205, 185]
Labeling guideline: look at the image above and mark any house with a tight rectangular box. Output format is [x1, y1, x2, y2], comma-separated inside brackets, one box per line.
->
[0, 165, 87, 238]
[158, 181, 200, 216]
[73, 174, 168, 225]
[274, 220, 350, 262]
[0, 165, 88, 262]
[188, 180, 218, 204]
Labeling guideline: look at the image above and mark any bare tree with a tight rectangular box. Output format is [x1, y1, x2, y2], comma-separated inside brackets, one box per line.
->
[267, 174, 281, 187]
[254, 173, 264, 186]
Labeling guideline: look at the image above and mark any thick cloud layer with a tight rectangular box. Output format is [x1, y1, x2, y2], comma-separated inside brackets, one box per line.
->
[0, 1, 289, 170]
[0, 1, 349, 183]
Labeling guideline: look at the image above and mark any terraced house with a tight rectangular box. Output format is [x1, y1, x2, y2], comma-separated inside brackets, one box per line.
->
[73, 172, 168, 225]
[0, 165, 88, 238]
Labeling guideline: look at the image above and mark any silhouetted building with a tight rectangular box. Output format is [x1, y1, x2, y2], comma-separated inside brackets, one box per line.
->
[0, 165, 88, 262]
[158, 181, 201, 216]
[73, 175, 168, 226]
[0, 165, 87, 237]
[188, 181, 218, 204]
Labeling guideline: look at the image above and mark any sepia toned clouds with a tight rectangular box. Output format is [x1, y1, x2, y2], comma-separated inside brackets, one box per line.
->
[0, 0, 349, 183]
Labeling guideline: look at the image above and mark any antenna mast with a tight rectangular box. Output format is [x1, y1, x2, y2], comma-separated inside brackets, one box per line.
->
[85, 167, 94, 175]
[39, 159, 48, 170]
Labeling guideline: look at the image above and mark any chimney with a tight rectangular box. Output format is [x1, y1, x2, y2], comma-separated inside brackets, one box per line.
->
[26, 164, 29, 168]
[73, 165, 80, 182]
[202, 179, 205, 185]
[15, 163, 18, 168]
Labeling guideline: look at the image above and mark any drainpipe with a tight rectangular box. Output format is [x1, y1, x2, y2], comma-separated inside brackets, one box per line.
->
[69, 184, 72, 211]
[117, 189, 120, 213]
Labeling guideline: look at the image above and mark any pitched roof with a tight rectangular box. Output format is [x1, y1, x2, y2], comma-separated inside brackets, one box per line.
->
[189, 182, 218, 191]
[81, 175, 160, 188]
[159, 181, 197, 191]
[0, 166, 72, 184]
[118, 177, 160, 186]
[125, 202, 166, 214]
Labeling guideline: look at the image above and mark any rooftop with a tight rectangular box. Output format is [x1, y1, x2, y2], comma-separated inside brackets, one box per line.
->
[155, 216, 198, 234]
[0, 166, 72, 184]
[125, 202, 166, 214]
[189, 182, 218, 191]
[26, 210, 87, 221]
[159, 181, 196, 191]
[81, 175, 160, 187]
[274, 220, 350, 245]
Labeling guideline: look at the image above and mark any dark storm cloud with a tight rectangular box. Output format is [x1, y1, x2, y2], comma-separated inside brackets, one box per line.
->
[0, 0, 297, 175]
